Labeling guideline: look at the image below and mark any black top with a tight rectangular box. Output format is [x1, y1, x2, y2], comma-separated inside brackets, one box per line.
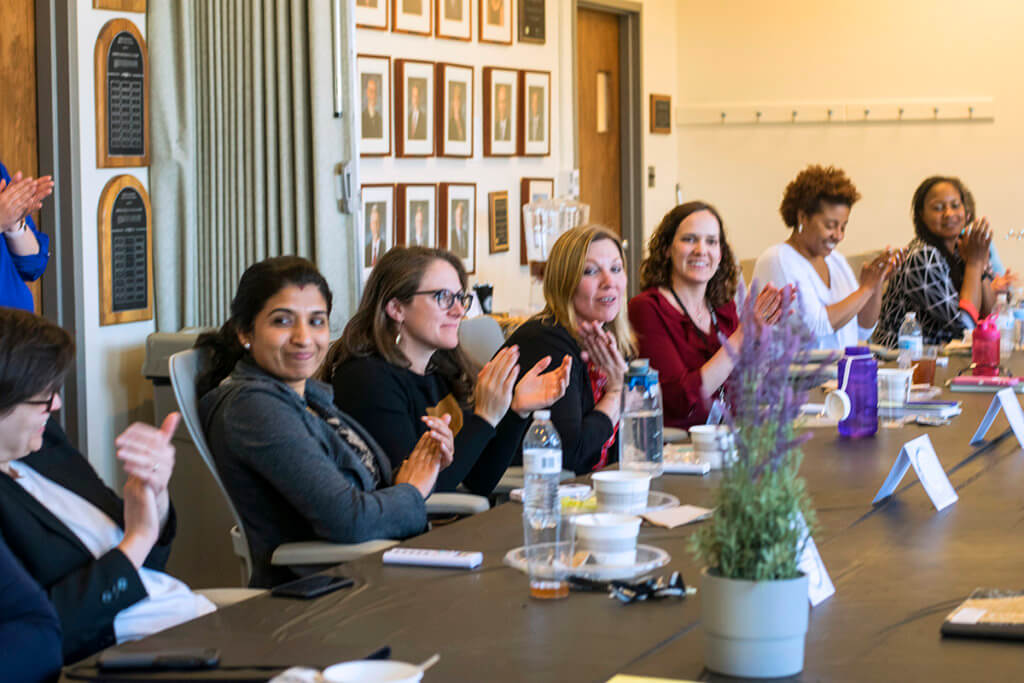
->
[501, 317, 616, 475]
[0, 419, 177, 663]
[332, 355, 529, 495]
[0, 529, 62, 682]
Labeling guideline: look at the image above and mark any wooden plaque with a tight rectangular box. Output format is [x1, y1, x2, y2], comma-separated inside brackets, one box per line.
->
[488, 190, 510, 253]
[95, 19, 150, 168]
[650, 94, 672, 134]
[98, 175, 153, 325]
[93, 0, 147, 11]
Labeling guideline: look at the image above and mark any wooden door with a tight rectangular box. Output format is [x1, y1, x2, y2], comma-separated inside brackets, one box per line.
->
[576, 7, 620, 234]
[0, 0, 41, 313]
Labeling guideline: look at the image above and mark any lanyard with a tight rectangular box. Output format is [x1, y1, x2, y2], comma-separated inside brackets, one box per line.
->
[668, 287, 718, 340]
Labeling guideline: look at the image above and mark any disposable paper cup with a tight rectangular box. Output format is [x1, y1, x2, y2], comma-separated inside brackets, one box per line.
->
[689, 426, 735, 470]
[592, 471, 651, 513]
[573, 513, 642, 566]
[322, 660, 423, 683]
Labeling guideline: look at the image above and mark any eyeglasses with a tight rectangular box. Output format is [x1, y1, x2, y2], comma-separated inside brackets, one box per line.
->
[413, 289, 474, 312]
[24, 392, 59, 412]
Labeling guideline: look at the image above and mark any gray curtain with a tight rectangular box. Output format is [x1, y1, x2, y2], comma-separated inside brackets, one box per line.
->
[149, 0, 315, 330]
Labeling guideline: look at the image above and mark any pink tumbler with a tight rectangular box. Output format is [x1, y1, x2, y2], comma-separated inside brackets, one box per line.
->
[972, 316, 1000, 376]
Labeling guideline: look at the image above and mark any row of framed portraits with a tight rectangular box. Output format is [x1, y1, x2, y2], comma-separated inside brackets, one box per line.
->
[356, 0, 545, 45]
[361, 177, 555, 275]
[359, 55, 551, 158]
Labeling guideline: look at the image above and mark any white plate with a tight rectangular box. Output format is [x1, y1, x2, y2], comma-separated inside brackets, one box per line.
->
[503, 543, 671, 581]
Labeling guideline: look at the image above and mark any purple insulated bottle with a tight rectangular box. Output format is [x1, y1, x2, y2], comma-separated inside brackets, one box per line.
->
[837, 346, 877, 438]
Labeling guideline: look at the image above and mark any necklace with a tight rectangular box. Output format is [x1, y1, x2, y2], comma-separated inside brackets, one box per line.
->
[667, 286, 717, 337]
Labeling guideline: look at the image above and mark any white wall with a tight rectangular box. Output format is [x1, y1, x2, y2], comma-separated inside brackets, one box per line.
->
[75, 2, 155, 483]
[674, 0, 1024, 269]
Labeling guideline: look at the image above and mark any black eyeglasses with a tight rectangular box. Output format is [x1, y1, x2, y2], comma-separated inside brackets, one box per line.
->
[414, 289, 474, 312]
[24, 392, 59, 412]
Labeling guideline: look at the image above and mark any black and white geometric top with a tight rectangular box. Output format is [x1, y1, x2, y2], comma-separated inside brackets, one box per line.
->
[872, 238, 973, 348]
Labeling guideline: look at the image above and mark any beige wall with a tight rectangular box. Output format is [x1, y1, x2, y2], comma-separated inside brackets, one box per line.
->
[674, 0, 1024, 270]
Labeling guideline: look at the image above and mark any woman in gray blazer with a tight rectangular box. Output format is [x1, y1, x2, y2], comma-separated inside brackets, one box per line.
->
[197, 256, 454, 588]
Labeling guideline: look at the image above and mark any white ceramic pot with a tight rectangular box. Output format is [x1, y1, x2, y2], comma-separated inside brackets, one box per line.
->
[700, 567, 809, 678]
[322, 660, 423, 683]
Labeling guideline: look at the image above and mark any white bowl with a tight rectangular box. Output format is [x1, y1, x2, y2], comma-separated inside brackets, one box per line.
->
[322, 660, 423, 683]
[592, 471, 651, 513]
[573, 513, 642, 566]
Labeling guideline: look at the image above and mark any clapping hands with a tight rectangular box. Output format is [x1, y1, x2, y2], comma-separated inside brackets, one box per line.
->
[0, 172, 54, 232]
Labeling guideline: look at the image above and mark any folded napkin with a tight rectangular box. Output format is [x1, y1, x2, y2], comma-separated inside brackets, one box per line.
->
[641, 504, 712, 529]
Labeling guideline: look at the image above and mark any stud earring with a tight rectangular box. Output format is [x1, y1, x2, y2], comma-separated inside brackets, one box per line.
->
[243, 342, 251, 350]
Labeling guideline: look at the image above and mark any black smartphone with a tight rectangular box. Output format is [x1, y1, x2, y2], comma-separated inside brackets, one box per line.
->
[97, 647, 220, 671]
[271, 573, 355, 599]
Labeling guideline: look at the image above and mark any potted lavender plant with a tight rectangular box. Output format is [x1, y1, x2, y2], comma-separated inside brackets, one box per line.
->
[690, 286, 826, 678]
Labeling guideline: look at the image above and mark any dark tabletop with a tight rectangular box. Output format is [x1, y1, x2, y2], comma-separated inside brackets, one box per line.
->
[63, 356, 1024, 682]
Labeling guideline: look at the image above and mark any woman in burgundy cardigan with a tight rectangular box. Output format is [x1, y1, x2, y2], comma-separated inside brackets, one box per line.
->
[628, 202, 786, 429]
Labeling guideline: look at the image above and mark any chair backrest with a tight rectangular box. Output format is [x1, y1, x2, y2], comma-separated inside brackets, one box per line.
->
[168, 349, 254, 580]
[458, 315, 505, 369]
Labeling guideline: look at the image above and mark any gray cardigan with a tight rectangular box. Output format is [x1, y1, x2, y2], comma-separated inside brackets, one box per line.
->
[199, 358, 427, 587]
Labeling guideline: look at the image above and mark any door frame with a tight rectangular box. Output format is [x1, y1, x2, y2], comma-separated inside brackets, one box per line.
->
[573, 0, 643, 297]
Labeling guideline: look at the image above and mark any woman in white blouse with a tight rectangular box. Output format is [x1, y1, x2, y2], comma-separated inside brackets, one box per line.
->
[0, 308, 214, 662]
[752, 164, 900, 350]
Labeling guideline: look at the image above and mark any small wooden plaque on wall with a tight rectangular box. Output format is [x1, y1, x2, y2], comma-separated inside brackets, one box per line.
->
[93, 0, 147, 11]
[95, 19, 150, 168]
[98, 175, 153, 326]
[489, 190, 510, 253]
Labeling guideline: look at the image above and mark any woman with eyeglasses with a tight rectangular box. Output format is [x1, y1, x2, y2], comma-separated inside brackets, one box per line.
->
[197, 256, 456, 588]
[0, 308, 215, 663]
[323, 247, 571, 495]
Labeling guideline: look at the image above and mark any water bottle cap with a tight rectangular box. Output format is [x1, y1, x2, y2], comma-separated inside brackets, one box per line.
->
[533, 410, 550, 419]
[626, 359, 651, 375]
[844, 345, 872, 357]
[905, 312, 916, 321]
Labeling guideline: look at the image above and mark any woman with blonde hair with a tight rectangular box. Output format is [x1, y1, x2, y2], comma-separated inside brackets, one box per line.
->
[500, 225, 635, 474]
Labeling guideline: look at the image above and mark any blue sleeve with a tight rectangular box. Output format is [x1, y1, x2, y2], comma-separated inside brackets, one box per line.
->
[0, 531, 63, 681]
[0, 160, 51, 285]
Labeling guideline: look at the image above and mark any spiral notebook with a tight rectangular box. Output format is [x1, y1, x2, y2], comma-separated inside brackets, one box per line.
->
[941, 588, 1024, 640]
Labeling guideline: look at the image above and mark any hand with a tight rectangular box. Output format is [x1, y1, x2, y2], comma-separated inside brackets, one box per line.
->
[992, 269, 1020, 295]
[859, 250, 894, 291]
[115, 412, 179, 497]
[958, 217, 992, 266]
[118, 477, 161, 569]
[0, 173, 38, 231]
[577, 320, 627, 392]
[510, 354, 572, 416]
[395, 431, 442, 498]
[752, 284, 783, 326]
[419, 413, 454, 468]
[473, 346, 519, 426]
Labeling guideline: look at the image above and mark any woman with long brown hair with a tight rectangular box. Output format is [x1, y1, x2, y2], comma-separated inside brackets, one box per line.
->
[323, 246, 570, 495]
[629, 202, 785, 429]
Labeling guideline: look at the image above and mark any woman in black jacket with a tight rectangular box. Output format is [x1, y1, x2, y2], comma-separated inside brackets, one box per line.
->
[0, 308, 213, 663]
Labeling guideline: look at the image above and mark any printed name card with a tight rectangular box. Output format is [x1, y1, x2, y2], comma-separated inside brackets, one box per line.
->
[872, 434, 958, 511]
[796, 512, 835, 607]
[970, 387, 1024, 448]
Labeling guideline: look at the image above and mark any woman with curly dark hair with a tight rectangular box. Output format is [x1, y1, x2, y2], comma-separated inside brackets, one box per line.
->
[753, 164, 900, 350]
[628, 201, 785, 429]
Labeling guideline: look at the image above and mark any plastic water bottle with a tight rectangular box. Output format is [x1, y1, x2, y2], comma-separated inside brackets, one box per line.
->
[522, 410, 565, 599]
[897, 312, 923, 370]
[837, 346, 878, 439]
[995, 294, 1014, 361]
[620, 359, 664, 477]
[972, 316, 1000, 376]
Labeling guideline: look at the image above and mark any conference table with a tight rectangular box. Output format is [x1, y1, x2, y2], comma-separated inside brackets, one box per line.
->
[64, 358, 1024, 682]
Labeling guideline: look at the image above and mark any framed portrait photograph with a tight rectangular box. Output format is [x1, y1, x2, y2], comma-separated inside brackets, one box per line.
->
[361, 184, 395, 271]
[518, 69, 550, 156]
[440, 183, 477, 273]
[355, 0, 388, 30]
[488, 190, 510, 253]
[357, 55, 391, 156]
[517, 0, 545, 43]
[395, 59, 435, 157]
[650, 94, 672, 134]
[483, 67, 518, 157]
[397, 183, 438, 247]
[479, 0, 512, 44]
[436, 0, 471, 40]
[393, 0, 431, 35]
[436, 63, 474, 158]
[519, 177, 553, 265]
